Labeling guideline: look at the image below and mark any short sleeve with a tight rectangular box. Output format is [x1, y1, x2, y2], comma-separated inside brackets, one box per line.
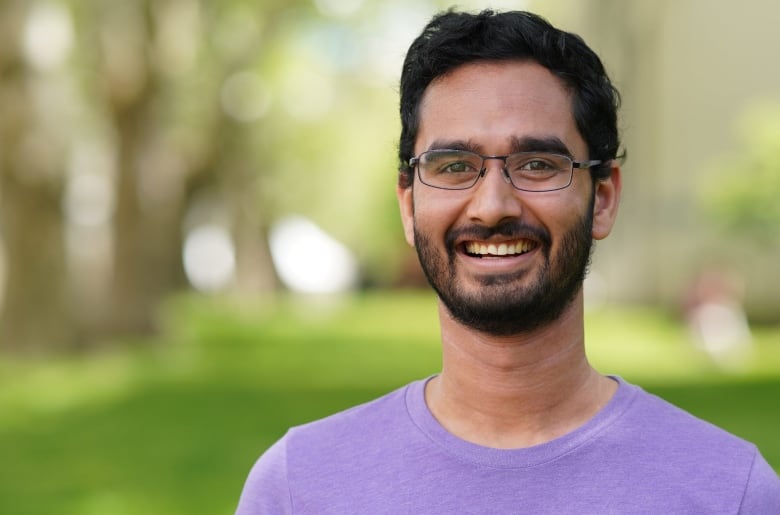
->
[235, 436, 294, 515]
[739, 450, 780, 514]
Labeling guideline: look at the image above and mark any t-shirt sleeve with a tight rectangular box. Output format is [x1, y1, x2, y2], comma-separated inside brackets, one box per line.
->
[235, 436, 293, 515]
[738, 450, 780, 514]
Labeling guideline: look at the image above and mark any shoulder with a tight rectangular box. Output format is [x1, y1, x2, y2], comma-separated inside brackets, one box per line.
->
[283, 381, 414, 464]
[610, 380, 780, 508]
[624, 383, 756, 454]
[235, 381, 418, 513]
[235, 437, 292, 515]
[741, 451, 780, 512]
[286, 385, 409, 452]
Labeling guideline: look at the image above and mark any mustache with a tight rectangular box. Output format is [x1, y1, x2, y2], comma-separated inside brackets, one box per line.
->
[445, 220, 552, 249]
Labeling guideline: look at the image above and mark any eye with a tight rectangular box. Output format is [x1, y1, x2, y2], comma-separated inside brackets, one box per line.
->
[441, 160, 477, 174]
[508, 153, 567, 180]
[519, 159, 556, 172]
[423, 151, 481, 175]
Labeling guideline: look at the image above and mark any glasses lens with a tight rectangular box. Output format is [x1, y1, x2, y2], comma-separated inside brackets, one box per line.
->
[505, 153, 573, 191]
[418, 150, 482, 189]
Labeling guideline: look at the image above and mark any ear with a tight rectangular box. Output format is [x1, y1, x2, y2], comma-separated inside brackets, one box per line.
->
[397, 185, 415, 246]
[591, 161, 622, 240]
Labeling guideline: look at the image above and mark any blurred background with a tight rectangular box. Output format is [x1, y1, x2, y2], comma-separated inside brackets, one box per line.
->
[1, 0, 778, 513]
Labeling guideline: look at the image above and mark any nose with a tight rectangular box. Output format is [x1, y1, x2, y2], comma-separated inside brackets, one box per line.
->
[465, 159, 523, 226]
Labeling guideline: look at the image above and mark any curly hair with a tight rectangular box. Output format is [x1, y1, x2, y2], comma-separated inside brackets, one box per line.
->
[398, 9, 621, 188]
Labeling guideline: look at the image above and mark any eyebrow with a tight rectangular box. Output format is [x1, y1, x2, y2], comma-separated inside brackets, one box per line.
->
[510, 136, 572, 157]
[426, 136, 573, 157]
[427, 139, 482, 153]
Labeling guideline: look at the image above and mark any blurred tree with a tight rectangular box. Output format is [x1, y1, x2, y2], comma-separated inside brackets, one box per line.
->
[0, 0, 297, 350]
[92, 1, 188, 334]
[78, 0, 299, 335]
[0, 0, 415, 352]
[702, 102, 780, 247]
[0, 1, 77, 351]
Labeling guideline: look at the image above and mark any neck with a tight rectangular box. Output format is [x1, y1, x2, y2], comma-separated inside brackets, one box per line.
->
[426, 291, 616, 449]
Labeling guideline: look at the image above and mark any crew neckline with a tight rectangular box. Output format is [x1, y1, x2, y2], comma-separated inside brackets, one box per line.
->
[405, 375, 638, 469]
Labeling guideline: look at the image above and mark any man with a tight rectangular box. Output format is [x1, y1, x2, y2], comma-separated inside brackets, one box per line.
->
[237, 10, 780, 513]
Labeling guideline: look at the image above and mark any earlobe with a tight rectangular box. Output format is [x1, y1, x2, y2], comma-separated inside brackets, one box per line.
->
[591, 162, 622, 240]
[397, 185, 416, 246]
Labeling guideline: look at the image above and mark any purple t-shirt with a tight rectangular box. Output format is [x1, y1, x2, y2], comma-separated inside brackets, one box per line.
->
[236, 377, 780, 514]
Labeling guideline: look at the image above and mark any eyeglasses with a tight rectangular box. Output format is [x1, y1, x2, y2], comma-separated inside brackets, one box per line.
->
[409, 149, 603, 192]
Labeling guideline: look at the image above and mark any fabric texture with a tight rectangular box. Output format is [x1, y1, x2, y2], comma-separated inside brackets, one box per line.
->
[236, 377, 780, 514]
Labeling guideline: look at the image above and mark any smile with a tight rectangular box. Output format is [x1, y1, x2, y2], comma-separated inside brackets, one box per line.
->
[463, 239, 537, 257]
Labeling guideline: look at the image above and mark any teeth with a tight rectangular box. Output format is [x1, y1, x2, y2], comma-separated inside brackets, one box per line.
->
[465, 240, 534, 256]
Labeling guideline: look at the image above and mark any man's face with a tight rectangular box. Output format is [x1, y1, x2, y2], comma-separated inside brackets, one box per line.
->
[397, 60, 619, 335]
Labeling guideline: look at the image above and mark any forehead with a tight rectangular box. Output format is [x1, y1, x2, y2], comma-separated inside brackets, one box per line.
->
[416, 60, 584, 155]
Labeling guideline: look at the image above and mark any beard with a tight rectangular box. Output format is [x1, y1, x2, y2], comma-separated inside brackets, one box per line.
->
[413, 200, 594, 336]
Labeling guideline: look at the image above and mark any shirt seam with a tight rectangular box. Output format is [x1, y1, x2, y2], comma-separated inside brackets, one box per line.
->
[735, 445, 760, 515]
[284, 434, 296, 514]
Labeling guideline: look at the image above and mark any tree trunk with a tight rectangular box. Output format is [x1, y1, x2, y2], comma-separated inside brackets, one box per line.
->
[107, 103, 189, 336]
[0, 4, 77, 353]
[98, 1, 190, 338]
[0, 172, 76, 353]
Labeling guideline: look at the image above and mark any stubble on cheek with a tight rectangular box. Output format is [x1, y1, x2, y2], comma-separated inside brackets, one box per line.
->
[413, 222, 453, 290]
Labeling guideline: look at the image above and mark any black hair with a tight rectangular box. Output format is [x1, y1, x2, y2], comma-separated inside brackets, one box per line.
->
[398, 9, 621, 188]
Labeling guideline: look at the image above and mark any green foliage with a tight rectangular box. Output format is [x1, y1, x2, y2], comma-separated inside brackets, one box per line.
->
[1, 292, 779, 514]
[701, 102, 780, 244]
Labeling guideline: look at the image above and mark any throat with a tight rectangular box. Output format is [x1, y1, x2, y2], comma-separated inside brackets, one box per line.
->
[426, 357, 616, 449]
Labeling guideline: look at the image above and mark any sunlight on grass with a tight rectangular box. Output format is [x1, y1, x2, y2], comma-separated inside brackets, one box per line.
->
[0, 352, 136, 428]
[586, 305, 780, 384]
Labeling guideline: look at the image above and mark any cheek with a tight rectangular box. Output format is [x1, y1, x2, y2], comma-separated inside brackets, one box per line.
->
[413, 189, 456, 222]
[410, 203, 435, 239]
[524, 193, 590, 239]
[413, 197, 469, 244]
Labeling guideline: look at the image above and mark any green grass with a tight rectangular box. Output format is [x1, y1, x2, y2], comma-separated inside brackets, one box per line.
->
[1, 291, 778, 514]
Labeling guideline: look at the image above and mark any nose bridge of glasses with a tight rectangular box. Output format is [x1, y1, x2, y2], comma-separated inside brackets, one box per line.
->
[480, 155, 512, 184]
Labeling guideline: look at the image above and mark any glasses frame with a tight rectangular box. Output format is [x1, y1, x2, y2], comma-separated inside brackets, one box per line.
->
[409, 150, 604, 192]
